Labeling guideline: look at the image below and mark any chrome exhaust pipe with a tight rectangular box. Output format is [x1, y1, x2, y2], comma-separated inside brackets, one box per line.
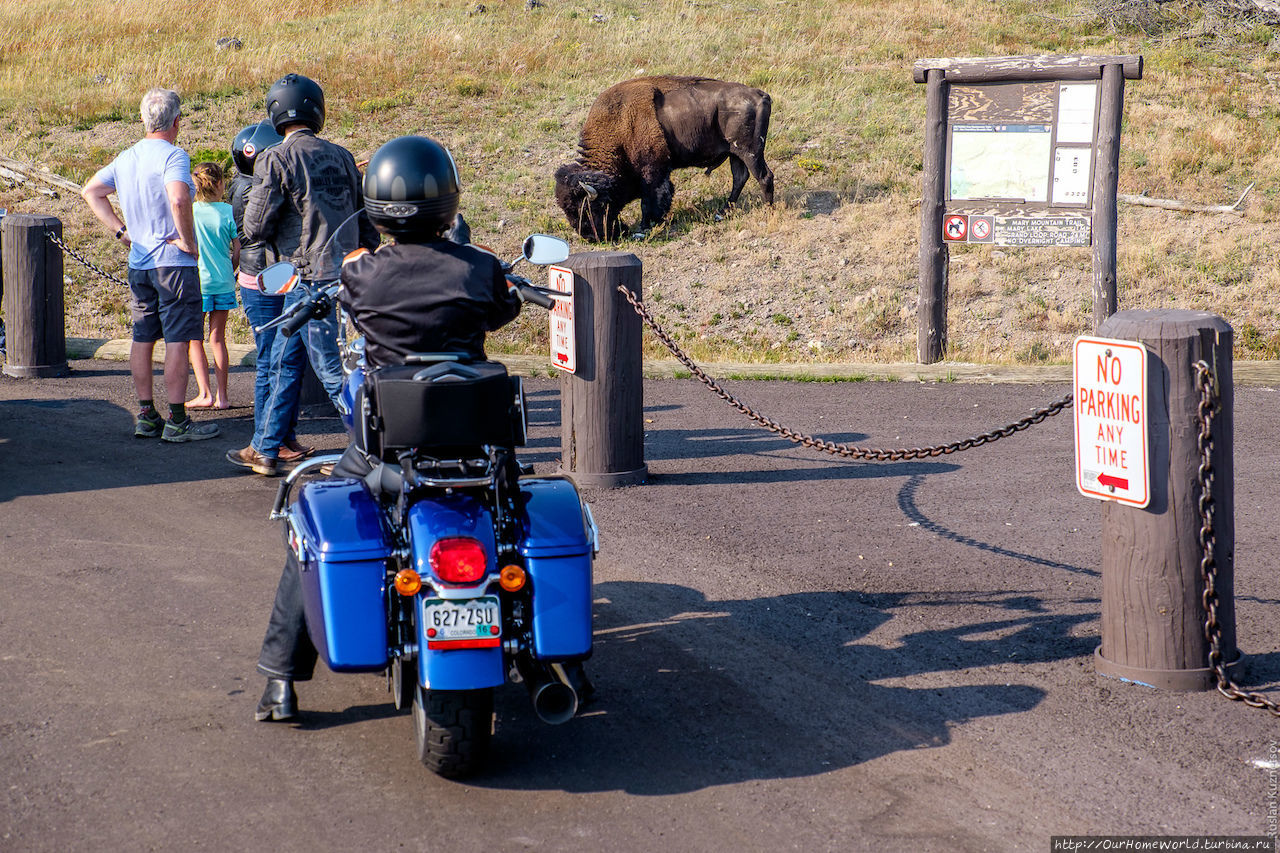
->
[519, 661, 579, 725]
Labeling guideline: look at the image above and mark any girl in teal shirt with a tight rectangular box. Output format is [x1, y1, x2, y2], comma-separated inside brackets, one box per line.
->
[189, 162, 240, 409]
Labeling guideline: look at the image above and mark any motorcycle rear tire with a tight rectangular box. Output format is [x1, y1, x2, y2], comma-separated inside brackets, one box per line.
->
[412, 685, 493, 778]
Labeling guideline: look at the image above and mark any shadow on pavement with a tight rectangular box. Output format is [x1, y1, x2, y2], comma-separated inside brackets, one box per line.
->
[297, 701, 404, 731]
[896, 473, 1098, 577]
[1, 396, 256, 501]
[455, 581, 1077, 795]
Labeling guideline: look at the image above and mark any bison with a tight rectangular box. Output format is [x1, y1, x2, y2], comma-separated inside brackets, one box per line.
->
[554, 76, 775, 242]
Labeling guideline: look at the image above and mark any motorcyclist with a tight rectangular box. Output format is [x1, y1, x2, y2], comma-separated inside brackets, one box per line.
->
[254, 135, 526, 722]
[229, 73, 379, 477]
[227, 121, 310, 461]
[340, 135, 518, 370]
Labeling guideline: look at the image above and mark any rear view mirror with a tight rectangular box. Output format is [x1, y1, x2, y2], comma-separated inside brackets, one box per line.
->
[258, 261, 299, 295]
[521, 234, 570, 266]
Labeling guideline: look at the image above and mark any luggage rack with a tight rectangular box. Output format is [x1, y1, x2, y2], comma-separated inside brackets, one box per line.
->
[407, 451, 497, 489]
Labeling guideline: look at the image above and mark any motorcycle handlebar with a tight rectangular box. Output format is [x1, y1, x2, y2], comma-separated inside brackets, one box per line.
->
[257, 284, 339, 338]
[507, 275, 556, 310]
[278, 299, 319, 337]
[518, 284, 556, 310]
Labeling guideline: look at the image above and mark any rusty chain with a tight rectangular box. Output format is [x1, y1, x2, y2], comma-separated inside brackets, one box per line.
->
[617, 284, 1073, 460]
[621, 291, 1278, 714]
[1194, 360, 1280, 716]
[45, 230, 130, 287]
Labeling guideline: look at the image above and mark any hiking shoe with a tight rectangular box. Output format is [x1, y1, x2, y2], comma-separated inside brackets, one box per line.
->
[226, 446, 279, 476]
[161, 418, 221, 443]
[135, 410, 164, 439]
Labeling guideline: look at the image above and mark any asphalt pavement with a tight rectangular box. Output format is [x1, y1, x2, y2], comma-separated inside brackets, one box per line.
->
[3, 358, 1279, 852]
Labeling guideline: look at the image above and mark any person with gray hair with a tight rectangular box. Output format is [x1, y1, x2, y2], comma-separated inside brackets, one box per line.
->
[139, 87, 181, 134]
[82, 88, 220, 442]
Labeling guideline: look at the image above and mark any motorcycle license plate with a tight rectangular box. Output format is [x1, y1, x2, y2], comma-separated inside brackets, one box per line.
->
[422, 596, 501, 646]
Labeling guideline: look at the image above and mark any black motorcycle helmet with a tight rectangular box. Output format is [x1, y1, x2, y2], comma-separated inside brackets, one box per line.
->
[231, 120, 285, 176]
[362, 135, 461, 242]
[265, 73, 325, 133]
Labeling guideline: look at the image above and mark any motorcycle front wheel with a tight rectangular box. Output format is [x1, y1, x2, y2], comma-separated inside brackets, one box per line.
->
[412, 685, 494, 778]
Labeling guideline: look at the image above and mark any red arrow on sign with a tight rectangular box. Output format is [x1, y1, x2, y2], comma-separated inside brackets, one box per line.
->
[1097, 473, 1129, 490]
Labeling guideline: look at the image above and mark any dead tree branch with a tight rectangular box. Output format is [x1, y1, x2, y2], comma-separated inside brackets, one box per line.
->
[1118, 183, 1253, 216]
[0, 155, 82, 195]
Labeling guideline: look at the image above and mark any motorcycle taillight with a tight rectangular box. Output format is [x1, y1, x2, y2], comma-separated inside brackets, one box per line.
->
[429, 537, 488, 584]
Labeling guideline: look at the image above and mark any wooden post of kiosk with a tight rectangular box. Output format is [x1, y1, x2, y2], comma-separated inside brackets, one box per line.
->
[2, 213, 69, 378]
[1093, 309, 1243, 690]
[913, 54, 1142, 364]
[558, 251, 647, 488]
[917, 68, 950, 364]
[1091, 64, 1125, 330]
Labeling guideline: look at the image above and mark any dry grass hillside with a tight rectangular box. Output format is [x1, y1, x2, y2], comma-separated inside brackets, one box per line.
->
[1, 0, 1278, 365]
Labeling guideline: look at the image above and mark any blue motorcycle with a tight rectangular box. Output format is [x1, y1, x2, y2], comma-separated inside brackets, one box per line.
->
[257, 235, 598, 777]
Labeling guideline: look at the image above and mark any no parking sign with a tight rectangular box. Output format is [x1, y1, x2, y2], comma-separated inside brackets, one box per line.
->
[1073, 336, 1149, 507]
[547, 266, 576, 374]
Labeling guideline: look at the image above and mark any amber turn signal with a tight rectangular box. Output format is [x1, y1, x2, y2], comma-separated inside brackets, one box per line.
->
[499, 564, 526, 592]
[394, 569, 422, 596]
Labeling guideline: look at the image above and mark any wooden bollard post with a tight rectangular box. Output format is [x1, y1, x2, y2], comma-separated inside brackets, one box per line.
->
[1094, 309, 1242, 690]
[0, 209, 5, 351]
[559, 251, 647, 488]
[2, 213, 68, 378]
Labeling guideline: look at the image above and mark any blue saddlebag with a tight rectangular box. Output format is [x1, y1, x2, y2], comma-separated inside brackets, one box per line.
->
[519, 477, 593, 660]
[291, 478, 391, 672]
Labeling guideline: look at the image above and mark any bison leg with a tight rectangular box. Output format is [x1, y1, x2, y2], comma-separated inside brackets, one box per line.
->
[639, 176, 674, 229]
[743, 150, 775, 205]
[725, 156, 751, 207]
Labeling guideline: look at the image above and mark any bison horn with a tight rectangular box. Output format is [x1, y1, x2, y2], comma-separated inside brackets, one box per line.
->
[580, 182, 598, 200]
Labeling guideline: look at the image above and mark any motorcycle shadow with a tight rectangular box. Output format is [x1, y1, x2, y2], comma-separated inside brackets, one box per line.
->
[467, 580, 1079, 794]
[295, 702, 404, 730]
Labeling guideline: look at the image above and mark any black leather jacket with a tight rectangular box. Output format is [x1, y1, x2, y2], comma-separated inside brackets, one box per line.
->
[243, 129, 379, 281]
[339, 241, 521, 368]
[228, 173, 278, 277]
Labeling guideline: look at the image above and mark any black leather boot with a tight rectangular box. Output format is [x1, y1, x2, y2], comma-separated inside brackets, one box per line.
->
[254, 678, 297, 722]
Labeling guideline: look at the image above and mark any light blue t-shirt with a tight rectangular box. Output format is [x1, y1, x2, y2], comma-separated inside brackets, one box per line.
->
[193, 201, 236, 295]
[94, 138, 197, 270]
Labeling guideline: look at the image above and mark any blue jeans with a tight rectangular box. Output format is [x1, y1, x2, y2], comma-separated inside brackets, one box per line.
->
[251, 281, 347, 459]
[239, 286, 287, 436]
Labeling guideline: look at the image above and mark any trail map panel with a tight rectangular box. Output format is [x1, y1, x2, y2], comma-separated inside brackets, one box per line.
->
[949, 124, 1052, 202]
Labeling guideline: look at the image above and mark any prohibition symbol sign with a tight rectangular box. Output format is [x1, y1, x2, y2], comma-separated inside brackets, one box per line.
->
[943, 214, 968, 242]
[970, 217, 992, 241]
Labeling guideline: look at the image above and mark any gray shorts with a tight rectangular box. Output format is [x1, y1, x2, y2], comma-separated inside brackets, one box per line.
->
[128, 266, 203, 344]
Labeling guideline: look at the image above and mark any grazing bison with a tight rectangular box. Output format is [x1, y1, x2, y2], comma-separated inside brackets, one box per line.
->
[554, 76, 775, 241]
